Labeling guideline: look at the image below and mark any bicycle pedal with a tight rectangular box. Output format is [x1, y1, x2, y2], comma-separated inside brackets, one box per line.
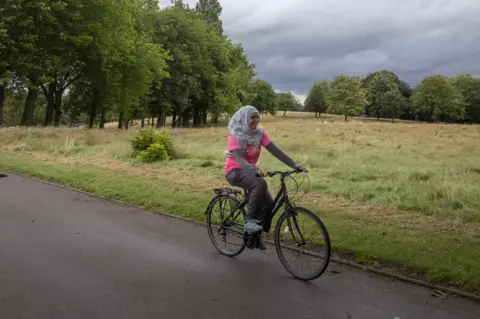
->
[244, 232, 259, 249]
[244, 238, 256, 249]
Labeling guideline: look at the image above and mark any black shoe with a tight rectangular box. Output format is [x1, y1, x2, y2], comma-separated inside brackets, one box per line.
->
[257, 238, 267, 251]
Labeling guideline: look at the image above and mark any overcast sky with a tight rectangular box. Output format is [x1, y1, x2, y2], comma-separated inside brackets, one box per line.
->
[159, 0, 480, 103]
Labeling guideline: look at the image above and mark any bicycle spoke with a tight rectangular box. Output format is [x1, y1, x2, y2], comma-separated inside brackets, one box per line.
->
[207, 194, 246, 257]
[275, 207, 331, 280]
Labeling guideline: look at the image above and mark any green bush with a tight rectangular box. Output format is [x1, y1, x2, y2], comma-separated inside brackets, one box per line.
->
[137, 143, 169, 163]
[154, 130, 175, 157]
[131, 127, 157, 152]
[131, 127, 177, 162]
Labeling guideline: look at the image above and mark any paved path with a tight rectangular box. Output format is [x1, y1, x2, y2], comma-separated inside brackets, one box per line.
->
[0, 172, 479, 319]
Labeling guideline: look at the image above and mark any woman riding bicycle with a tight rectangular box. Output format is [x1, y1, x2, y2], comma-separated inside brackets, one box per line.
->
[224, 105, 304, 250]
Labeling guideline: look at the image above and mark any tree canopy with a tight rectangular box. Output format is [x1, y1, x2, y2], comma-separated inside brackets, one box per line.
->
[0, 0, 269, 128]
[326, 75, 367, 121]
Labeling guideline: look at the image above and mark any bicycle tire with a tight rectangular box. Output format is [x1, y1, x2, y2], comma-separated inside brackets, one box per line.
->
[274, 206, 331, 281]
[206, 194, 246, 257]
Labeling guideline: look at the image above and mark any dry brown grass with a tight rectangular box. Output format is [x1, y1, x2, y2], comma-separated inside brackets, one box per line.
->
[2, 112, 480, 230]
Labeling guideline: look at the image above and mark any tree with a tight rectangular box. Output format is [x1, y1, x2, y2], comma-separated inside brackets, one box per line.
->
[153, 5, 215, 128]
[276, 92, 300, 116]
[304, 80, 328, 117]
[412, 74, 465, 122]
[326, 75, 367, 121]
[195, 0, 223, 34]
[34, 0, 91, 127]
[366, 71, 400, 120]
[449, 73, 480, 123]
[398, 81, 415, 120]
[248, 79, 277, 115]
[362, 70, 401, 88]
[74, 0, 170, 129]
[380, 89, 407, 123]
[152, 4, 254, 128]
[0, 0, 50, 126]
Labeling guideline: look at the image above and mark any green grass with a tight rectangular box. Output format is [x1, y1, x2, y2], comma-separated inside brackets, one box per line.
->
[1, 153, 480, 294]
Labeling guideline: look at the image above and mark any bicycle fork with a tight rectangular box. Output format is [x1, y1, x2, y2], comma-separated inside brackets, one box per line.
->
[284, 209, 307, 247]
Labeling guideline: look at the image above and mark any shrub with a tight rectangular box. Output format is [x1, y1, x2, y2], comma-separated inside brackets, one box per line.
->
[137, 143, 169, 163]
[131, 127, 158, 153]
[154, 130, 175, 157]
[131, 127, 177, 162]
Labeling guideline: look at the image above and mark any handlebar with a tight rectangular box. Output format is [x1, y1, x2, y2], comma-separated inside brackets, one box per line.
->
[255, 167, 308, 178]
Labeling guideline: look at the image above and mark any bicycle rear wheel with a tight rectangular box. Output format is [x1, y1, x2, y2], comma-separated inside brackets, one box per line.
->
[274, 206, 331, 281]
[206, 194, 246, 257]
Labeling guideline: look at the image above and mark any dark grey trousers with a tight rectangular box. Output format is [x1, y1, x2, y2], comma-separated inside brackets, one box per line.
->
[225, 168, 274, 232]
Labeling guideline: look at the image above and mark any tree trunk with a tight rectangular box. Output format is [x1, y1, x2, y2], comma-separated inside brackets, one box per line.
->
[0, 84, 5, 126]
[283, 107, 287, 116]
[21, 86, 38, 126]
[53, 89, 63, 127]
[171, 108, 177, 128]
[202, 111, 207, 125]
[43, 83, 55, 126]
[177, 113, 183, 128]
[151, 114, 155, 127]
[193, 106, 201, 127]
[344, 114, 348, 122]
[118, 112, 124, 129]
[182, 107, 190, 127]
[125, 119, 129, 130]
[156, 108, 166, 128]
[88, 89, 98, 128]
[141, 117, 145, 128]
[99, 105, 106, 128]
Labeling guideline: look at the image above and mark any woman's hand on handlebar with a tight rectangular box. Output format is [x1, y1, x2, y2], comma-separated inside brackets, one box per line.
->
[295, 165, 307, 172]
[257, 168, 269, 177]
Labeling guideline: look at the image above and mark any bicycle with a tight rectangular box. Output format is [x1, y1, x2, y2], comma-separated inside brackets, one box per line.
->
[205, 167, 331, 281]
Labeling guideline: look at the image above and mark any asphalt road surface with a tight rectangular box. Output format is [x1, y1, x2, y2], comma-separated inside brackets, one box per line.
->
[1, 172, 479, 319]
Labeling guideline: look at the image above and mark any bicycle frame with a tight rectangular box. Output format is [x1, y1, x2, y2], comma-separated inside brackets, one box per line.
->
[213, 170, 303, 238]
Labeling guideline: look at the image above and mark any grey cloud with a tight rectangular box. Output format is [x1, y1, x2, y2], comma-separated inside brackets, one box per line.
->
[161, 0, 480, 95]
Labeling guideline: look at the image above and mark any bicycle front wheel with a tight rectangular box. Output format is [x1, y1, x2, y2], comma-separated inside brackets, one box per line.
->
[274, 206, 331, 281]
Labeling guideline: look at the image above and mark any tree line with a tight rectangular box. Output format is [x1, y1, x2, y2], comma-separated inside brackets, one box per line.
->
[304, 70, 480, 123]
[0, 0, 303, 129]
[2, 1, 478, 128]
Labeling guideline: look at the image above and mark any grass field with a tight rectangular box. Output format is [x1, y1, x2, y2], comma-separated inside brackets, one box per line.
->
[1, 112, 480, 293]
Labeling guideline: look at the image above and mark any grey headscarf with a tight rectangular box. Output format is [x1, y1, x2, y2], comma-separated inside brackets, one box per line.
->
[227, 105, 263, 152]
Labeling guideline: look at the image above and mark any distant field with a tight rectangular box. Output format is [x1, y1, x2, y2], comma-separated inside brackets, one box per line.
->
[1, 112, 480, 293]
